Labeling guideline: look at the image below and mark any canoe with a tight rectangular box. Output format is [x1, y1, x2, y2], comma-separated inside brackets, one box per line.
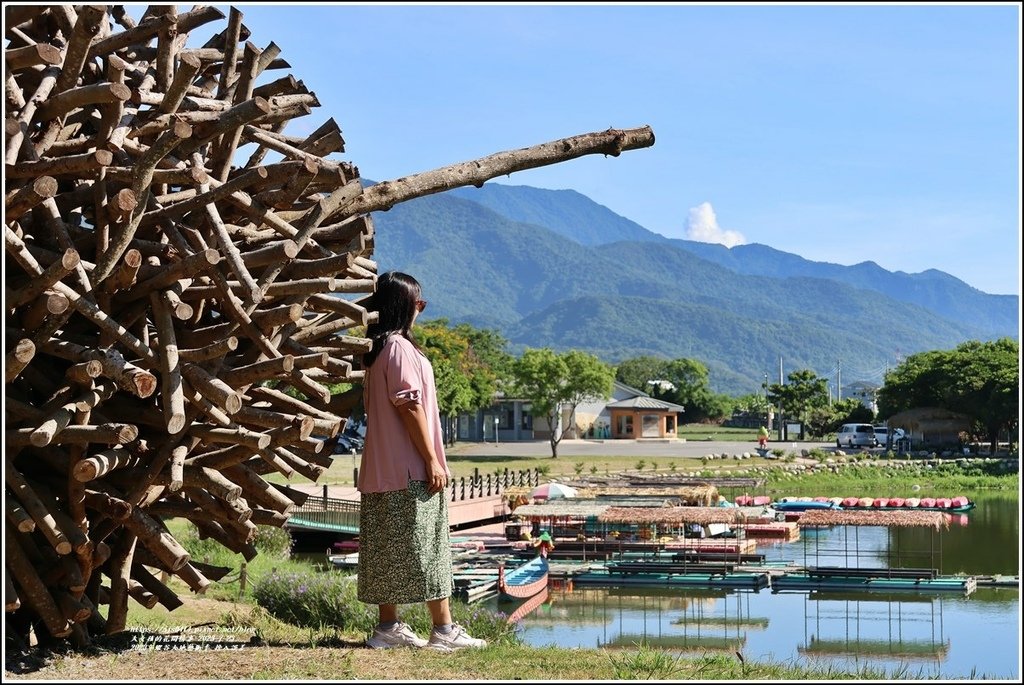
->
[498, 555, 549, 600]
[771, 500, 840, 512]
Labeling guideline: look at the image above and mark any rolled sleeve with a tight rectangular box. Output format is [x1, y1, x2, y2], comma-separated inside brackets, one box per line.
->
[384, 337, 424, 407]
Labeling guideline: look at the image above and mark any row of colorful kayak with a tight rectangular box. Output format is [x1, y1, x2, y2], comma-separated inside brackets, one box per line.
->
[734, 494, 976, 513]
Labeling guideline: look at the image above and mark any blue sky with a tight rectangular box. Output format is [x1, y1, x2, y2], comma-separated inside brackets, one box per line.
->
[212, 3, 1019, 296]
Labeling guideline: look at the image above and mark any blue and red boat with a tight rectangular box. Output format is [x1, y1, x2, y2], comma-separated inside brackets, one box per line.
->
[497, 555, 549, 600]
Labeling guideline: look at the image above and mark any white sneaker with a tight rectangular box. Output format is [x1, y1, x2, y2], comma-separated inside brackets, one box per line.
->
[365, 622, 428, 649]
[426, 624, 487, 652]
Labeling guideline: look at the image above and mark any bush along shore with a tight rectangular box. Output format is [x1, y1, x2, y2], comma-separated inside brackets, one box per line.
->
[4, 466, 1018, 681]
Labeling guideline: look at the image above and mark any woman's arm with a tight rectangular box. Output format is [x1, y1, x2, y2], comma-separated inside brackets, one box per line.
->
[396, 401, 448, 494]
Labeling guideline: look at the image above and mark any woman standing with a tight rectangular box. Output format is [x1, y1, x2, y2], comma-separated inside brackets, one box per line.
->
[356, 272, 486, 653]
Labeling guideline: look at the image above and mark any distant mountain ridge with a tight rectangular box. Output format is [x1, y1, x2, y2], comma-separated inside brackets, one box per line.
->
[448, 184, 1018, 333]
[367, 182, 1017, 395]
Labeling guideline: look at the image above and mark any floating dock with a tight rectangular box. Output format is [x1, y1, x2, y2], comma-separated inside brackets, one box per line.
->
[770, 571, 977, 595]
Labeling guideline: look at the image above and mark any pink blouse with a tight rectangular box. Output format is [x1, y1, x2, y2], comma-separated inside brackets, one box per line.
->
[357, 333, 449, 494]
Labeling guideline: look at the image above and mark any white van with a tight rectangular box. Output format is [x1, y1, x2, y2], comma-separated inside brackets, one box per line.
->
[836, 423, 876, 448]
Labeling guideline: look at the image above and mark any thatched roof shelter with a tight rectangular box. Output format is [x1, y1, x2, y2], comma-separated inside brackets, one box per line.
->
[576, 484, 718, 506]
[797, 509, 952, 530]
[512, 502, 616, 519]
[598, 506, 746, 526]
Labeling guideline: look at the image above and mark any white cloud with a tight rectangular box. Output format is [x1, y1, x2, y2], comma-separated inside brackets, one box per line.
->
[684, 202, 746, 248]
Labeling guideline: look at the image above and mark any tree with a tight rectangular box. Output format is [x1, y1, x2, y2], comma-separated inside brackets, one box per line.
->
[416, 319, 513, 445]
[614, 355, 725, 423]
[513, 348, 614, 458]
[878, 338, 1019, 452]
[767, 369, 829, 439]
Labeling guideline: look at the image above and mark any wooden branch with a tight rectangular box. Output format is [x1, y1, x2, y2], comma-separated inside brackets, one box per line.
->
[5, 337, 35, 383]
[158, 52, 203, 115]
[104, 530, 137, 633]
[220, 463, 295, 514]
[72, 447, 136, 482]
[220, 354, 295, 387]
[4, 174, 58, 221]
[4, 43, 63, 71]
[6, 497, 36, 533]
[5, 528, 73, 637]
[54, 5, 107, 95]
[5, 65, 59, 165]
[92, 119, 193, 283]
[36, 81, 132, 122]
[20, 292, 71, 333]
[150, 290, 186, 433]
[189, 424, 270, 451]
[119, 247, 220, 302]
[177, 336, 239, 362]
[5, 149, 114, 179]
[181, 362, 242, 415]
[119, 507, 190, 573]
[5, 460, 72, 555]
[349, 126, 656, 216]
[130, 562, 183, 611]
[202, 184, 262, 304]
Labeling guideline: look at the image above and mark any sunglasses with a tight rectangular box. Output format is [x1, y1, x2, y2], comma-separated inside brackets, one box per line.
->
[415, 299, 428, 312]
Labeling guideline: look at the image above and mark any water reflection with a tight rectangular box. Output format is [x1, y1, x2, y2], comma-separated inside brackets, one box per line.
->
[489, 585, 1019, 679]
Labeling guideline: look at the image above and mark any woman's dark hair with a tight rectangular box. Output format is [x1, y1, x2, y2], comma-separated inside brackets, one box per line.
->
[362, 271, 422, 368]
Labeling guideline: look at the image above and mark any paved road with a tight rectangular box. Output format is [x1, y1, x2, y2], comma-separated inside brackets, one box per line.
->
[446, 438, 839, 459]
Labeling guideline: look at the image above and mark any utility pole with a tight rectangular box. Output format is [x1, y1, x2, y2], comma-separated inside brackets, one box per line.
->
[777, 356, 784, 441]
[837, 359, 842, 402]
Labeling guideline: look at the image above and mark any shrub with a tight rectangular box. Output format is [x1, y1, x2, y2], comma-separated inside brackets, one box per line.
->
[253, 525, 293, 560]
[252, 568, 519, 644]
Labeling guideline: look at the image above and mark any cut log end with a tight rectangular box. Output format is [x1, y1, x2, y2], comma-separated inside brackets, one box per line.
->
[167, 414, 187, 435]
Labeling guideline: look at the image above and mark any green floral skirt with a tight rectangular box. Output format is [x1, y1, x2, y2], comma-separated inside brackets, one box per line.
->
[356, 480, 453, 605]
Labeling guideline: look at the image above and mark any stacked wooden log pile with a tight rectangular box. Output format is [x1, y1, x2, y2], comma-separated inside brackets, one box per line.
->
[4, 4, 655, 648]
[4, 4, 373, 647]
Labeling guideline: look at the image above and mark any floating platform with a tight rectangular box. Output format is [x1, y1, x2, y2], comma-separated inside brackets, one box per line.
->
[771, 572, 977, 595]
[571, 568, 771, 590]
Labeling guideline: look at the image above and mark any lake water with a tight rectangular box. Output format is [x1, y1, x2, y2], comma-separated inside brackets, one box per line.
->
[481, 493, 1020, 679]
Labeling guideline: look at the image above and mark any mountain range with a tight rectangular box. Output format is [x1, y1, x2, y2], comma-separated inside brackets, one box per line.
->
[366, 181, 1018, 396]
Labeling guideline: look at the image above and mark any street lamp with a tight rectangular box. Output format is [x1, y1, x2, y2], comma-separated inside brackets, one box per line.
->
[494, 416, 499, 445]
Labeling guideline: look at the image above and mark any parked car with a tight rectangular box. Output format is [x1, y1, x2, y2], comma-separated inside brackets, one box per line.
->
[873, 426, 889, 448]
[836, 423, 876, 448]
[332, 434, 360, 455]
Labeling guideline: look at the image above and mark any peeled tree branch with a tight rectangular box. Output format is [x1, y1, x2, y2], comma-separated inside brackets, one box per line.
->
[332, 126, 655, 220]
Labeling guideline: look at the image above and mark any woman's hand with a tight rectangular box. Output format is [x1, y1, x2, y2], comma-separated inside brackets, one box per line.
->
[426, 457, 448, 494]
